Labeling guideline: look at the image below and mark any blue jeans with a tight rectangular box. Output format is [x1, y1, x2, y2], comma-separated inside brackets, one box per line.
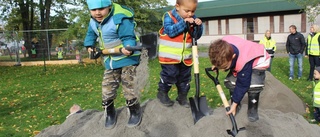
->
[289, 53, 303, 78]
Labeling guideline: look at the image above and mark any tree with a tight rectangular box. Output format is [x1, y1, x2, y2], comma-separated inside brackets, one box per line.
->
[64, 0, 168, 42]
[288, 0, 320, 24]
[0, 0, 76, 58]
[0, 0, 169, 58]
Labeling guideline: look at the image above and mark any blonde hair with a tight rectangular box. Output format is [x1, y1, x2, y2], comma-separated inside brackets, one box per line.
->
[312, 24, 320, 33]
[264, 30, 271, 37]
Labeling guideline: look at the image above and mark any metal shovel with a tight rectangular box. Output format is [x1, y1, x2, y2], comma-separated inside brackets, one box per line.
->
[205, 67, 245, 137]
[188, 23, 210, 124]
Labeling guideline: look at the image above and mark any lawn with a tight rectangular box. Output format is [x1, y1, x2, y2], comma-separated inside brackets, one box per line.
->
[0, 56, 317, 136]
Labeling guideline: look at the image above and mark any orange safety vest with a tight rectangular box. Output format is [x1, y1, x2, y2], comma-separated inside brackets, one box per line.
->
[158, 11, 193, 66]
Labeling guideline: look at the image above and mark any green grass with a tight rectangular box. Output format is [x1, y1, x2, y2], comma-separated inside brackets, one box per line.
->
[0, 57, 318, 136]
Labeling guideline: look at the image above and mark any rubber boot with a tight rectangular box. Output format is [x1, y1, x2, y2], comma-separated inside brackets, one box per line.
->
[157, 90, 174, 107]
[247, 92, 260, 122]
[176, 93, 189, 108]
[126, 98, 142, 128]
[229, 89, 241, 114]
[102, 100, 117, 129]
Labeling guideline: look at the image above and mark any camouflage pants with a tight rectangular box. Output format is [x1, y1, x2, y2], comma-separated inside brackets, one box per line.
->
[102, 65, 138, 103]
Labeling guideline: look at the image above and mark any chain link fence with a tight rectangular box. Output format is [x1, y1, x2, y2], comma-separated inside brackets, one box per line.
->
[0, 30, 159, 66]
[0, 29, 87, 64]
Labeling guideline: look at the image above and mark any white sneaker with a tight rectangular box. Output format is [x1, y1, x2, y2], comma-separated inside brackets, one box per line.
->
[289, 77, 293, 80]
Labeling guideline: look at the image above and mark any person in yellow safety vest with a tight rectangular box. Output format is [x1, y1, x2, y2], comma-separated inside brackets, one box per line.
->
[259, 30, 276, 72]
[306, 24, 320, 81]
[312, 66, 320, 122]
[57, 50, 63, 60]
[31, 47, 36, 58]
[157, 0, 203, 108]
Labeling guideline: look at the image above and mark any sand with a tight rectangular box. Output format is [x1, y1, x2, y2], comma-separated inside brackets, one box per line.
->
[35, 72, 320, 137]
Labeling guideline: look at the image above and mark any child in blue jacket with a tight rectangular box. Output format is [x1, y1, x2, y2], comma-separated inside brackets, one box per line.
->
[84, 0, 142, 129]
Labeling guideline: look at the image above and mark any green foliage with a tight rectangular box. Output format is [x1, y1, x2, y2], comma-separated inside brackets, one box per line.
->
[288, 0, 320, 23]
[0, 57, 318, 136]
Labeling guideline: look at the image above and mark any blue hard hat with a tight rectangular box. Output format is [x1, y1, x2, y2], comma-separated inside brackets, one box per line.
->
[86, 0, 112, 10]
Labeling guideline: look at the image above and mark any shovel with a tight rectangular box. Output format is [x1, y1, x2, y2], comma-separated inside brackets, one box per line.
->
[205, 67, 245, 137]
[188, 23, 210, 124]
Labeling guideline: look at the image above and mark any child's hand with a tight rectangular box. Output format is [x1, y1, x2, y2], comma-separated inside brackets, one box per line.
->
[226, 103, 238, 116]
[184, 18, 195, 24]
[121, 46, 133, 56]
[194, 18, 202, 25]
[87, 47, 93, 53]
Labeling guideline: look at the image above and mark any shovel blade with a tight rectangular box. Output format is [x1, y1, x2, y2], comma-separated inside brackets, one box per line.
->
[189, 96, 210, 124]
[199, 96, 210, 116]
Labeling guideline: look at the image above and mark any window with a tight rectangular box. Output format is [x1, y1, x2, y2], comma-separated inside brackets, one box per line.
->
[247, 17, 254, 33]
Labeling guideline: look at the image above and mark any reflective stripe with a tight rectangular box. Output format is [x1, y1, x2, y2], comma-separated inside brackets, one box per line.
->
[103, 40, 122, 49]
[157, 10, 193, 65]
[159, 52, 181, 60]
[313, 82, 320, 107]
[307, 34, 320, 55]
[158, 39, 192, 48]
[314, 92, 320, 95]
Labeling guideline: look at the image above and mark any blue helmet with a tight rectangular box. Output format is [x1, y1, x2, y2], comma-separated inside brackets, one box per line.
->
[86, 0, 112, 10]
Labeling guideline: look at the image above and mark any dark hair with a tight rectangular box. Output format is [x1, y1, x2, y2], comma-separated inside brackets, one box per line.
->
[208, 39, 234, 69]
[289, 25, 297, 30]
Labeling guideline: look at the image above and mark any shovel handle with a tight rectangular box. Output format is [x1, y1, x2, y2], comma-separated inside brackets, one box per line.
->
[186, 22, 199, 46]
[205, 68, 230, 108]
[205, 67, 245, 136]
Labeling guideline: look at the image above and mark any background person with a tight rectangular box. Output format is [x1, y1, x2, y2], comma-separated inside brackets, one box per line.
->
[259, 30, 276, 72]
[285, 25, 306, 80]
[312, 66, 320, 122]
[306, 24, 320, 81]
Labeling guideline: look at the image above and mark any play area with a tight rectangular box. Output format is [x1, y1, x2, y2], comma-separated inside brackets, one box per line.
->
[35, 72, 320, 136]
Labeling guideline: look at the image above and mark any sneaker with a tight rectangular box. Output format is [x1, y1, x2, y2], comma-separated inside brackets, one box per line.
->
[289, 77, 293, 80]
[298, 77, 301, 80]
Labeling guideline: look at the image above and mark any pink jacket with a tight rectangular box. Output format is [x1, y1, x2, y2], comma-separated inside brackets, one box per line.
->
[222, 36, 270, 73]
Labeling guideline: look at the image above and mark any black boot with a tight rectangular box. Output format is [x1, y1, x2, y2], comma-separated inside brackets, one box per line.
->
[176, 93, 189, 108]
[247, 92, 260, 122]
[127, 98, 142, 128]
[176, 83, 190, 108]
[157, 90, 174, 107]
[102, 100, 117, 129]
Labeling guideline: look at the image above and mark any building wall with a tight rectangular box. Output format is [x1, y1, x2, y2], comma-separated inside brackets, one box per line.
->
[258, 16, 270, 34]
[198, 13, 317, 45]
[229, 18, 242, 34]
